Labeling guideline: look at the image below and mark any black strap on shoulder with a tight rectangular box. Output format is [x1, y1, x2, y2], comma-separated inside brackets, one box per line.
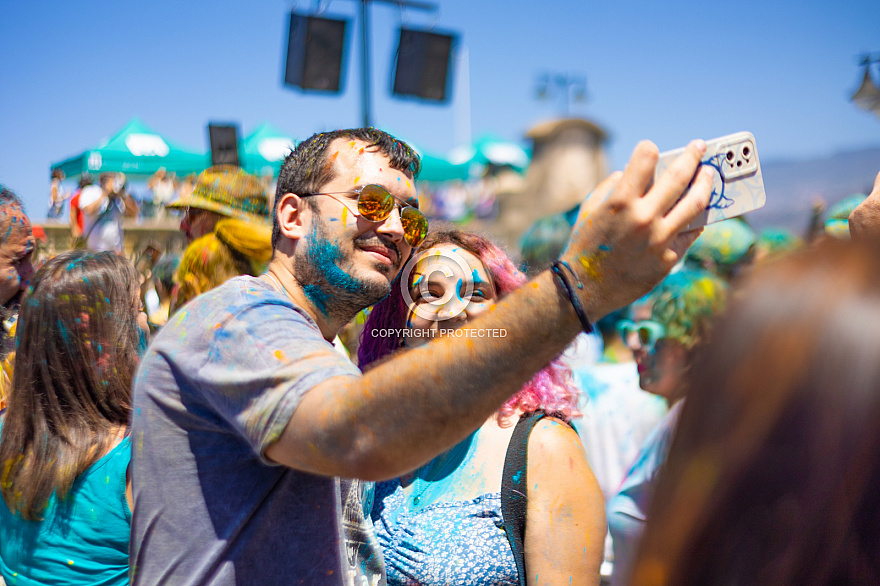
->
[501, 411, 547, 586]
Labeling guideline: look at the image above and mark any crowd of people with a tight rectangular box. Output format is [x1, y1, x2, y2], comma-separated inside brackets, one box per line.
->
[0, 127, 879, 585]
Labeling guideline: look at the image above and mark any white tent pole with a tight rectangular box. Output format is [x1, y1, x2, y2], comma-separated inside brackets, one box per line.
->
[454, 45, 471, 147]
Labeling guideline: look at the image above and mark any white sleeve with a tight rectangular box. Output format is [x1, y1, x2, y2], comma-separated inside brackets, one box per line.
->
[78, 185, 103, 208]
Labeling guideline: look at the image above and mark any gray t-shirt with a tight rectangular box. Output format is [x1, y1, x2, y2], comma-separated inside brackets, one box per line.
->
[130, 276, 386, 585]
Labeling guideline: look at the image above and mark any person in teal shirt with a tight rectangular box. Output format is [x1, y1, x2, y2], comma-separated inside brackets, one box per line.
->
[0, 250, 146, 585]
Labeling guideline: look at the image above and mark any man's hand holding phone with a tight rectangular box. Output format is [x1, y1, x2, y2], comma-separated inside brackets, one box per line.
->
[559, 139, 714, 323]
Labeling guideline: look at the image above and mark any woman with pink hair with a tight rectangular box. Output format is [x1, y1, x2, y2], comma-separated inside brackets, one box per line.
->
[360, 228, 606, 586]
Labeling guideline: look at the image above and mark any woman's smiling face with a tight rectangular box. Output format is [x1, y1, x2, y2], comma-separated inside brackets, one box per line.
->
[403, 244, 498, 347]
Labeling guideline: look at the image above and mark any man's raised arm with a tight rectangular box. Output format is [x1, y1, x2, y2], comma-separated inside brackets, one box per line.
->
[267, 139, 714, 480]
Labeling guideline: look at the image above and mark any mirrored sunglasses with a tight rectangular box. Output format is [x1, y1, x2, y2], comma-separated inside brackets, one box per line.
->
[302, 184, 428, 247]
[617, 319, 666, 351]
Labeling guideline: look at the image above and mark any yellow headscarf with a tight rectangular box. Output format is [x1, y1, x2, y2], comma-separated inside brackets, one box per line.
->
[173, 219, 273, 310]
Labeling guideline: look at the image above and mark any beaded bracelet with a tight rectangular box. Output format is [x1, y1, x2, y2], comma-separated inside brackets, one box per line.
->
[550, 260, 594, 334]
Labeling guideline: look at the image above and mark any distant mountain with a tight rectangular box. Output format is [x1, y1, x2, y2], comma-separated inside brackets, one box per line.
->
[748, 146, 880, 235]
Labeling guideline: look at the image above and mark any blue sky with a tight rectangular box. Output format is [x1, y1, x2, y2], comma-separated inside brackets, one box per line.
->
[2, 0, 878, 220]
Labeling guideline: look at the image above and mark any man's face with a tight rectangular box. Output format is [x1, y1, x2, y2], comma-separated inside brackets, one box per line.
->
[294, 139, 417, 315]
[0, 206, 34, 307]
[180, 207, 223, 244]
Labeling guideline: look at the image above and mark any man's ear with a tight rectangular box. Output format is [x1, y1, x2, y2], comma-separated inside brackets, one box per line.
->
[276, 193, 308, 241]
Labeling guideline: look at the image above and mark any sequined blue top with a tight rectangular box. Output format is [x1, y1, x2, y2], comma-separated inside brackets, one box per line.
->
[371, 479, 518, 586]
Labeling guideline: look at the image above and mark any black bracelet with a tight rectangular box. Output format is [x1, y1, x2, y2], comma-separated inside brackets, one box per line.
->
[551, 260, 594, 333]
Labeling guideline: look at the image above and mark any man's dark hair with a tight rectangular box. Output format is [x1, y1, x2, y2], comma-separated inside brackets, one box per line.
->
[0, 187, 27, 246]
[272, 128, 421, 248]
[0, 187, 28, 342]
[0, 186, 24, 212]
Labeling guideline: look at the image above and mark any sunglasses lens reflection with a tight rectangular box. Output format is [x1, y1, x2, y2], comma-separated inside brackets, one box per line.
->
[401, 207, 428, 247]
[354, 184, 429, 247]
[358, 185, 395, 221]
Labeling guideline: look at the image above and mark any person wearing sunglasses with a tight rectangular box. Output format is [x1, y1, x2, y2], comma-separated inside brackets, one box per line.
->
[607, 270, 727, 585]
[130, 127, 716, 585]
[357, 228, 606, 586]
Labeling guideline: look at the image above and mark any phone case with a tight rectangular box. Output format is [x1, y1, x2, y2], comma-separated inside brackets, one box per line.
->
[655, 131, 766, 230]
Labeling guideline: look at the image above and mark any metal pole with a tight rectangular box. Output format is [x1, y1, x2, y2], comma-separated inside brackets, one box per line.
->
[360, 0, 372, 127]
[348, 0, 438, 128]
[558, 74, 571, 117]
[454, 45, 471, 146]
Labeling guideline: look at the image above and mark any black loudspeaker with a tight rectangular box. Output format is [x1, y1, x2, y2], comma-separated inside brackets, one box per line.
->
[284, 13, 347, 92]
[208, 124, 240, 167]
[393, 28, 456, 102]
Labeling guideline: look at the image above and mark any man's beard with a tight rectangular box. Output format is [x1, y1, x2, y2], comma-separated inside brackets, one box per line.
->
[294, 218, 394, 319]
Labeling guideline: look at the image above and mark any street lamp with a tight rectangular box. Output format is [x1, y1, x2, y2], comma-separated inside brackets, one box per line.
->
[851, 53, 880, 119]
[535, 72, 587, 117]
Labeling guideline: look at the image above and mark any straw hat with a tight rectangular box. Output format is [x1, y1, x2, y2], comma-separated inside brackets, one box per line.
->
[168, 166, 270, 224]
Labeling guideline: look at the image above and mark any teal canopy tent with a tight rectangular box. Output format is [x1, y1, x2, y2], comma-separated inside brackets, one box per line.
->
[447, 134, 532, 173]
[51, 118, 208, 179]
[416, 150, 471, 182]
[385, 131, 470, 183]
[241, 123, 297, 177]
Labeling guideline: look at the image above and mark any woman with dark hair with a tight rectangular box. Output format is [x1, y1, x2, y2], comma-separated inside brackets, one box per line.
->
[0, 250, 145, 585]
[630, 239, 880, 586]
[360, 229, 606, 586]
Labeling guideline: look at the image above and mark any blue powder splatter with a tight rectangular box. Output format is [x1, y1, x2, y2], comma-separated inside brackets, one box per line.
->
[303, 223, 372, 316]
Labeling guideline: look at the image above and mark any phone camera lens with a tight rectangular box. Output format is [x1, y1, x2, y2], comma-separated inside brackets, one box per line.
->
[742, 146, 751, 157]
[726, 151, 734, 161]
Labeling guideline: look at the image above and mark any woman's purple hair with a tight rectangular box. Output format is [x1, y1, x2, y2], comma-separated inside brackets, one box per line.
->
[359, 228, 581, 422]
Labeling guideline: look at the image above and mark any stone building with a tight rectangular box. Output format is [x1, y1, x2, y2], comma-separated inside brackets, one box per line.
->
[486, 117, 609, 254]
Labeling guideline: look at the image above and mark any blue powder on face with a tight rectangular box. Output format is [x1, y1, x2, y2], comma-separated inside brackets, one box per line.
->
[137, 326, 149, 357]
[303, 222, 373, 316]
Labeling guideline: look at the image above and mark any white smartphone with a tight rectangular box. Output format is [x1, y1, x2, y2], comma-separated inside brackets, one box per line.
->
[656, 131, 766, 230]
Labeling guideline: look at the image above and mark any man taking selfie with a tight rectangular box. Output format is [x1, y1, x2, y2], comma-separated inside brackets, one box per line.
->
[131, 127, 714, 585]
